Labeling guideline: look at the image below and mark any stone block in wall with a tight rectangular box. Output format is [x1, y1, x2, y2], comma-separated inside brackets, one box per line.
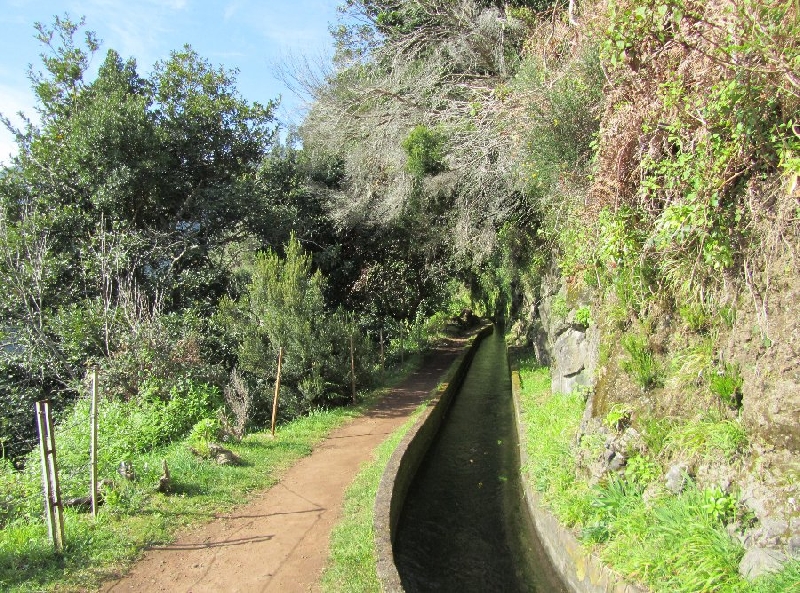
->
[552, 326, 598, 395]
[529, 319, 551, 366]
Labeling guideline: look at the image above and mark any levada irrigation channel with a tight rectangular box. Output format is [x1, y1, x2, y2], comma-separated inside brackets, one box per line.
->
[393, 328, 567, 592]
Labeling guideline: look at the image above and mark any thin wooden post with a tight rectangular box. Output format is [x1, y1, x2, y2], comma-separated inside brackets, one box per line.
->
[379, 328, 385, 376]
[36, 402, 55, 546]
[400, 323, 405, 365]
[350, 333, 356, 404]
[271, 347, 284, 437]
[90, 366, 99, 518]
[36, 400, 65, 553]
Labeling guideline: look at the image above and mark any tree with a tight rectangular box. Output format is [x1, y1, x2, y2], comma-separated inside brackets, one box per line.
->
[300, 0, 530, 265]
[0, 15, 280, 457]
[215, 236, 369, 424]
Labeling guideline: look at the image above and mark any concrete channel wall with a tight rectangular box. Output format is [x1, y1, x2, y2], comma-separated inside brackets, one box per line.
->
[372, 324, 644, 593]
[374, 324, 494, 592]
[510, 369, 646, 593]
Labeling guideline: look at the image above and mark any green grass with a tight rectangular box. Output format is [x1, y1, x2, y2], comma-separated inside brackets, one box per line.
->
[750, 560, 800, 593]
[320, 402, 427, 593]
[620, 333, 664, 390]
[664, 412, 748, 460]
[514, 353, 793, 593]
[0, 413, 354, 592]
[0, 357, 426, 593]
[599, 487, 744, 593]
[516, 360, 588, 524]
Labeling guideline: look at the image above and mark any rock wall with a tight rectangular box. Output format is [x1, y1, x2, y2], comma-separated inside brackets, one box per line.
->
[726, 254, 800, 453]
[508, 256, 799, 580]
[513, 265, 600, 396]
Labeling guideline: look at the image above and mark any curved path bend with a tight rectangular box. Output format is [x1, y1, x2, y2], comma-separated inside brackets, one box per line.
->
[101, 341, 464, 593]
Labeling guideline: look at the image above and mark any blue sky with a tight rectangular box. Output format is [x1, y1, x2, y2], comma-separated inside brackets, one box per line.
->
[0, 0, 343, 163]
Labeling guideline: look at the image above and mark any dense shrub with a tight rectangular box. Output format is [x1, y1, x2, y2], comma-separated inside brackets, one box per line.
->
[402, 125, 447, 177]
[0, 377, 220, 522]
[216, 236, 376, 425]
[593, 0, 800, 303]
[53, 380, 220, 498]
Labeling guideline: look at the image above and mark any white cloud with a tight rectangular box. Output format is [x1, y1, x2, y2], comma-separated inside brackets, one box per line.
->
[248, 1, 334, 50]
[72, 0, 191, 71]
[0, 84, 36, 165]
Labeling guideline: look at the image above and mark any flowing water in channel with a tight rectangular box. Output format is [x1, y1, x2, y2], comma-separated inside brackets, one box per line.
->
[393, 329, 567, 592]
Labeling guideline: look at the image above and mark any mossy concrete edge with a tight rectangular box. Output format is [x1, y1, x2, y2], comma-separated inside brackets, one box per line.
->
[509, 367, 647, 593]
[373, 324, 494, 592]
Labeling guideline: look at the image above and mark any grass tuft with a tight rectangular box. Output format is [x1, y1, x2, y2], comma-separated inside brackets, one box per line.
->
[514, 354, 795, 593]
[749, 559, 800, 593]
[320, 402, 427, 592]
[601, 487, 744, 593]
[620, 334, 664, 390]
[665, 413, 748, 460]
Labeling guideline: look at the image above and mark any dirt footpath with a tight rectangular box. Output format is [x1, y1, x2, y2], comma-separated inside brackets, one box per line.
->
[100, 342, 462, 593]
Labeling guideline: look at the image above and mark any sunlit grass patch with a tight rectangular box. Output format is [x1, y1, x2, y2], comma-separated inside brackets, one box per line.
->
[513, 354, 794, 593]
[0, 397, 378, 592]
[599, 486, 743, 593]
[517, 362, 586, 520]
[664, 413, 748, 460]
[320, 403, 426, 593]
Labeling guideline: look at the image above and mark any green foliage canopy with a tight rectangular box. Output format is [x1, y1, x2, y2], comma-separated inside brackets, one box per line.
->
[0, 15, 279, 458]
[216, 236, 372, 424]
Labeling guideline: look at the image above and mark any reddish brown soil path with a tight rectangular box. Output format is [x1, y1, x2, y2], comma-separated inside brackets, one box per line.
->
[100, 341, 463, 593]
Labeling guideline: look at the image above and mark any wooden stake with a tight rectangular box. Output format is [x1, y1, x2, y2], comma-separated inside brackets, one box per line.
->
[271, 347, 284, 437]
[90, 366, 99, 518]
[36, 402, 55, 546]
[36, 401, 65, 553]
[400, 323, 405, 365]
[350, 333, 356, 404]
[379, 328, 385, 376]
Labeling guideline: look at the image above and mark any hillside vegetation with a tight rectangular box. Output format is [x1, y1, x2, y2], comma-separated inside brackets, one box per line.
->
[295, 0, 799, 590]
[0, 1, 798, 591]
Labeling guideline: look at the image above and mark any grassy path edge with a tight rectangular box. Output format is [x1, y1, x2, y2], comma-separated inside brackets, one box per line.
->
[0, 359, 425, 593]
[321, 326, 492, 592]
